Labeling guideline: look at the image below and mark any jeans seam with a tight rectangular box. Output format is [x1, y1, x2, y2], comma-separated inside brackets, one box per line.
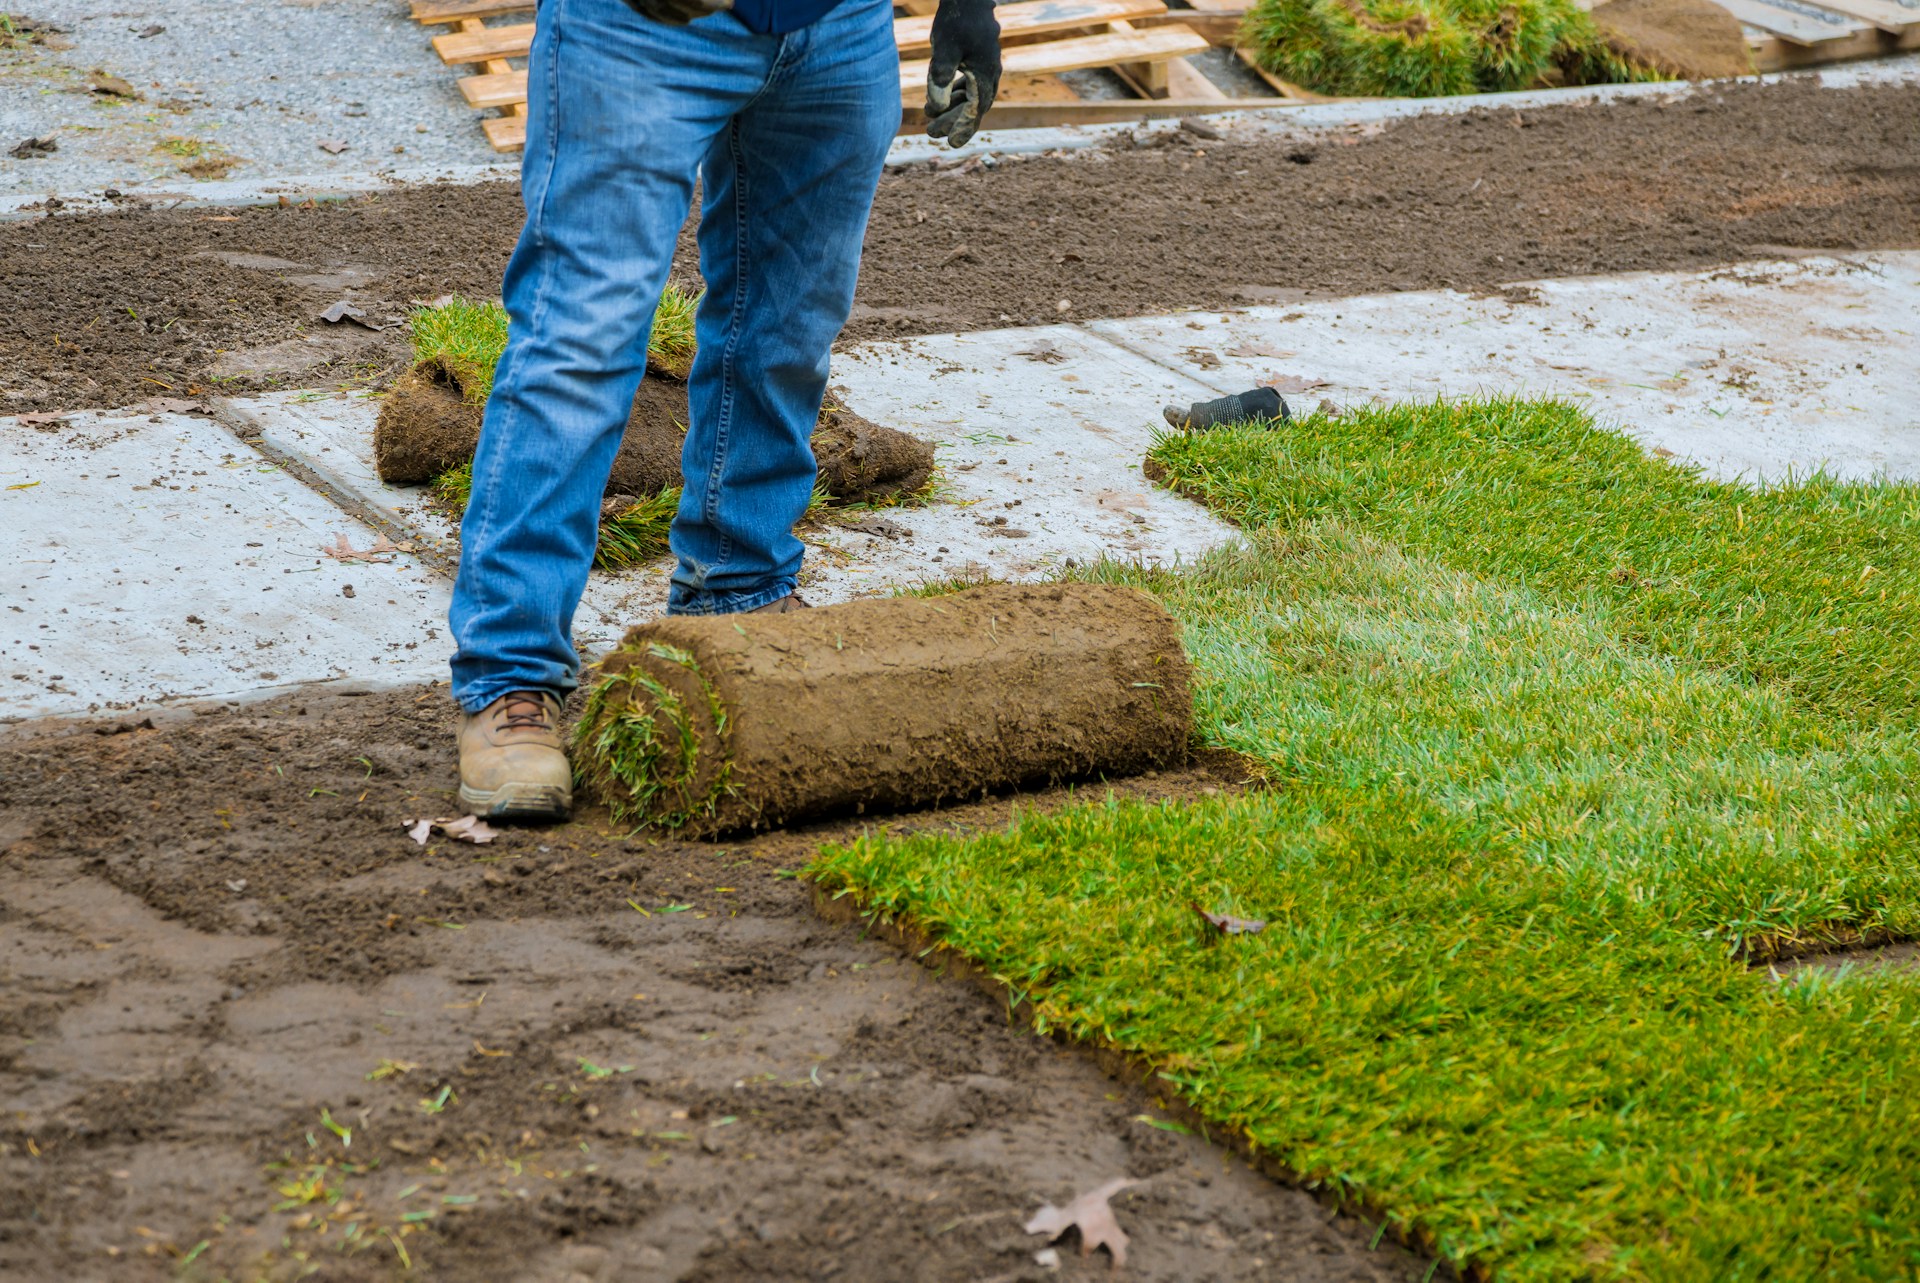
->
[702, 115, 754, 582]
[456, 0, 565, 681]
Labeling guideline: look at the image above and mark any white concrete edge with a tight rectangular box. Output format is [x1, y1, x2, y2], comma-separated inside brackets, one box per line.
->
[5, 54, 1915, 219]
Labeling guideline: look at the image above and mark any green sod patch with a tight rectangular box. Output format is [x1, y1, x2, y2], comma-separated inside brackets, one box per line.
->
[1242, 0, 1659, 98]
[810, 399, 1920, 1279]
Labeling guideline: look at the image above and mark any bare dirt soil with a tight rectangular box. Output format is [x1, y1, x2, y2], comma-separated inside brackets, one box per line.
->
[0, 689, 1441, 1283]
[2, 79, 1916, 412]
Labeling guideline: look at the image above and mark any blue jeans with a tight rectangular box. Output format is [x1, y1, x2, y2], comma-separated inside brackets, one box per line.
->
[449, 0, 900, 713]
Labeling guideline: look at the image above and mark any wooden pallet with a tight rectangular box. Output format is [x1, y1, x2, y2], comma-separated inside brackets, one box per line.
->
[412, 0, 1216, 151]
[412, 0, 1920, 151]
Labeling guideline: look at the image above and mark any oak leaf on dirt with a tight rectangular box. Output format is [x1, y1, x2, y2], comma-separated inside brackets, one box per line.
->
[1192, 902, 1267, 936]
[1025, 1177, 1139, 1267]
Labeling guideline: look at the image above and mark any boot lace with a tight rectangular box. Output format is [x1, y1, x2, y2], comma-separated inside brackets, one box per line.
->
[499, 691, 554, 730]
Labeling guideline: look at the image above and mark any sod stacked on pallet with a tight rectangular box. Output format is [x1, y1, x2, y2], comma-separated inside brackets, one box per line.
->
[376, 292, 936, 569]
[1240, 0, 1689, 97]
[811, 396, 1920, 1278]
[575, 583, 1195, 836]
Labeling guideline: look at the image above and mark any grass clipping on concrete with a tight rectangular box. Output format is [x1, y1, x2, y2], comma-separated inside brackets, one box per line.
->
[810, 397, 1920, 1279]
[1243, 0, 1666, 97]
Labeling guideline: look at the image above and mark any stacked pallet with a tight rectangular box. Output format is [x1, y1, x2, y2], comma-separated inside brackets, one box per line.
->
[1725, 0, 1920, 72]
[410, 0, 1222, 152]
[410, 0, 1920, 150]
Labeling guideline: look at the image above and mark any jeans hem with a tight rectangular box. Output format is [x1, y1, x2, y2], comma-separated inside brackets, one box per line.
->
[453, 674, 578, 716]
[666, 580, 797, 616]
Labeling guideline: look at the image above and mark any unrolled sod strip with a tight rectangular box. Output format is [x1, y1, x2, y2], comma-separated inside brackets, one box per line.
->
[574, 583, 1195, 836]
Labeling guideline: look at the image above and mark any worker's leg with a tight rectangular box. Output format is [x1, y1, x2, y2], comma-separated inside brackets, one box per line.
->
[450, 0, 781, 708]
[666, 0, 901, 614]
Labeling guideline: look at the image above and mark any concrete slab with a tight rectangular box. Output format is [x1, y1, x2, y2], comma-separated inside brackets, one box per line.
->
[0, 409, 449, 722]
[1088, 253, 1920, 483]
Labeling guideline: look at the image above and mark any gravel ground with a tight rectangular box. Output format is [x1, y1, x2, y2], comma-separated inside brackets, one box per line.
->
[0, 0, 502, 197]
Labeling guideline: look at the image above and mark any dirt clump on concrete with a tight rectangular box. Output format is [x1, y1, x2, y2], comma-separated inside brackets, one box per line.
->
[580, 583, 1194, 836]
[1591, 0, 1752, 81]
[0, 689, 1439, 1283]
[3, 79, 1916, 413]
[813, 400, 937, 502]
[375, 360, 933, 505]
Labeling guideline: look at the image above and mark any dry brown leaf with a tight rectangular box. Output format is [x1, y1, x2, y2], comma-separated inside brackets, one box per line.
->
[144, 396, 210, 415]
[1024, 1177, 1139, 1267]
[1014, 341, 1067, 365]
[322, 533, 412, 563]
[1225, 342, 1294, 359]
[1260, 374, 1332, 395]
[17, 411, 70, 428]
[436, 815, 499, 844]
[88, 72, 139, 98]
[1192, 902, 1267, 936]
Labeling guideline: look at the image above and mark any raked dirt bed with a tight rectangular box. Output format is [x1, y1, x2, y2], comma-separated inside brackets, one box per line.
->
[1, 79, 1915, 414]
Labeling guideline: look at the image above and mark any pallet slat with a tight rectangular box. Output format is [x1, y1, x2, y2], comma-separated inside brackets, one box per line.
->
[458, 68, 531, 109]
[900, 23, 1209, 94]
[413, 0, 533, 21]
[1792, 0, 1920, 32]
[1714, 0, 1868, 43]
[434, 21, 532, 63]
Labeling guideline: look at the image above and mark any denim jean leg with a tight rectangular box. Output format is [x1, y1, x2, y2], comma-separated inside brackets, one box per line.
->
[665, 0, 901, 615]
[449, 0, 778, 709]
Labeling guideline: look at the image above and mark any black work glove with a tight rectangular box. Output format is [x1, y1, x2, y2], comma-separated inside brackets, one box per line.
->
[621, 0, 732, 25]
[925, 0, 1001, 148]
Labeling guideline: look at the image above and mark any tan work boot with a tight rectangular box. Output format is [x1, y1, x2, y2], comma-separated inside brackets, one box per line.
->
[457, 690, 572, 821]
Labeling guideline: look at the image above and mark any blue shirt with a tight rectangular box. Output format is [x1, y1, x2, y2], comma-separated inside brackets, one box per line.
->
[730, 0, 847, 33]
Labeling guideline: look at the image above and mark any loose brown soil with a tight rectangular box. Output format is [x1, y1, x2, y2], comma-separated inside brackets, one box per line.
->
[3, 79, 1916, 413]
[0, 690, 1440, 1282]
[583, 584, 1192, 835]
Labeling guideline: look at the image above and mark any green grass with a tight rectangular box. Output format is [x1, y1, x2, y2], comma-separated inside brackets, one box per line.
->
[408, 285, 701, 405]
[1150, 396, 1920, 732]
[1242, 0, 1660, 97]
[810, 398, 1920, 1279]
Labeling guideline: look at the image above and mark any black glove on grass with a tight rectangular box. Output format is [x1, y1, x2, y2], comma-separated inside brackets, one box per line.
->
[1162, 386, 1290, 431]
[925, 0, 1001, 148]
[622, 0, 732, 26]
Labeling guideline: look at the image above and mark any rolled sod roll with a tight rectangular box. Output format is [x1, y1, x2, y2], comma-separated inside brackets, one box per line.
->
[574, 583, 1194, 836]
[374, 360, 934, 505]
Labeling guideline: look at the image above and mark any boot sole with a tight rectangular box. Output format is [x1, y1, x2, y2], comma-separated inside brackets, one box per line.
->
[459, 781, 572, 822]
